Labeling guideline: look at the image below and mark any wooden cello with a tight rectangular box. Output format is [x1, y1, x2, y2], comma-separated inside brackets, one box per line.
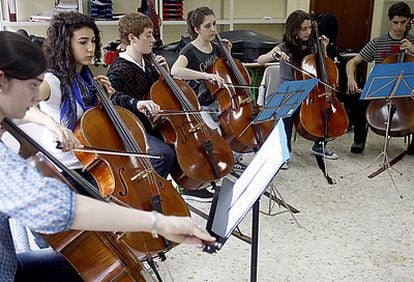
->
[2, 118, 148, 281]
[73, 73, 190, 254]
[295, 20, 349, 141]
[365, 17, 414, 138]
[146, 53, 234, 189]
[206, 34, 275, 152]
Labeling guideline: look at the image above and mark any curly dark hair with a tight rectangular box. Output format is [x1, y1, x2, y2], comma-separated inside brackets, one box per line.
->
[283, 10, 315, 64]
[43, 11, 102, 86]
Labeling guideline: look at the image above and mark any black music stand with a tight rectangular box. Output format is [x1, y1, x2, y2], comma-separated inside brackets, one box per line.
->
[205, 78, 318, 281]
[360, 62, 414, 197]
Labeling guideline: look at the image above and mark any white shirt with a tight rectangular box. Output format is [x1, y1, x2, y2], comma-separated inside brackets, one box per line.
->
[38, 72, 83, 169]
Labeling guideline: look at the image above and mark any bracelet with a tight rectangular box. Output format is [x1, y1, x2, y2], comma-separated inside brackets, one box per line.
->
[151, 211, 159, 238]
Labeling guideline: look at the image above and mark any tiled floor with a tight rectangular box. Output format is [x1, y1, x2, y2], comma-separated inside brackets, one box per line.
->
[156, 128, 414, 281]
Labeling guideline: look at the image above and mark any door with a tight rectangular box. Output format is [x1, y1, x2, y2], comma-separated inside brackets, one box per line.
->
[309, 0, 374, 52]
[310, 0, 375, 88]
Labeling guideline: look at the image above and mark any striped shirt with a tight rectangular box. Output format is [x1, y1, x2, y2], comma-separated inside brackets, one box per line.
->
[359, 32, 414, 64]
[0, 141, 75, 281]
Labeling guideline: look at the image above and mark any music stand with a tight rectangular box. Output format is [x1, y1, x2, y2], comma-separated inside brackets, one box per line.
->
[206, 120, 289, 281]
[360, 62, 414, 197]
[255, 78, 318, 215]
[205, 79, 317, 281]
[256, 78, 319, 123]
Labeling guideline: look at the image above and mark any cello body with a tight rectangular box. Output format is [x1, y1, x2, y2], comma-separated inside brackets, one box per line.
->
[295, 21, 349, 141]
[206, 34, 275, 152]
[207, 57, 275, 152]
[365, 54, 414, 137]
[149, 78, 234, 189]
[295, 54, 349, 141]
[74, 105, 190, 253]
[3, 119, 148, 282]
[147, 53, 234, 190]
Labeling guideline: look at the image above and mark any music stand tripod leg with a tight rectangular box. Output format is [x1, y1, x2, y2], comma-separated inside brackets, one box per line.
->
[368, 100, 403, 198]
[268, 183, 302, 228]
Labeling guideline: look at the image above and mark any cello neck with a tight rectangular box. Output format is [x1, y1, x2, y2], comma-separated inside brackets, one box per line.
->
[148, 53, 195, 112]
[313, 20, 329, 84]
[397, 14, 413, 62]
[91, 74, 144, 155]
[215, 34, 251, 93]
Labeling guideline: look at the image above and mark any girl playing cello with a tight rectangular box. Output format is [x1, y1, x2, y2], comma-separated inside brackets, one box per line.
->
[171, 7, 231, 135]
[0, 30, 214, 281]
[25, 11, 174, 183]
[257, 10, 338, 168]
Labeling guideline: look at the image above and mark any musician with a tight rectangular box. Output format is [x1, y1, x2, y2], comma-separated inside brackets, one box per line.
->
[257, 10, 338, 167]
[22, 11, 111, 186]
[106, 12, 176, 179]
[346, 1, 414, 154]
[170, 6, 233, 202]
[0, 30, 215, 281]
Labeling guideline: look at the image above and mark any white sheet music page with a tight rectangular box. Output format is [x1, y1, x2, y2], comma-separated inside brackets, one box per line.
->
[213, 119, 290, 238]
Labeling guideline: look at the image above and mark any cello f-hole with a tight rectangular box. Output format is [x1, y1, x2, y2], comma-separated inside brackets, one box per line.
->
[118, 167, 129, 197]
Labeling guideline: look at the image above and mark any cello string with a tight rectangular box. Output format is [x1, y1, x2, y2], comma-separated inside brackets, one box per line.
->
[273, 52, 339, 93]
[149, 53, 211, 137]
[93, 79, 157, 187]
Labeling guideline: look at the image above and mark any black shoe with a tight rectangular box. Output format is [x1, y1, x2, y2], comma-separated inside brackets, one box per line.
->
[407, 143, 414, 155]
[351, 142, 365, 154]
[181, 189, 213, 203]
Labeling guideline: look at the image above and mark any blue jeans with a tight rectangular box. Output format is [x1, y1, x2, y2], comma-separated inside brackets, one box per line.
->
[147, 133, 176, 178]
[15, 248, 82, 281]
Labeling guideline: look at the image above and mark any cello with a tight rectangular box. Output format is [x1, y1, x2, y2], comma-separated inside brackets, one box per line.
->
[2, 118, 149, 281]
[365, 16, 414, 138]
[295, 20, 349, 141]
[146, 53, 234, 189]
[73, 73, 190, 254]
[206, 33, 275, 152]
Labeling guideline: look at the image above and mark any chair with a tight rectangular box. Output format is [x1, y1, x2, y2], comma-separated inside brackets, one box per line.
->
[256, 63, 280, 106]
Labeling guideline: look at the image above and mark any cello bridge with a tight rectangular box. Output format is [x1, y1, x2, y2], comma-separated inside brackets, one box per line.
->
[240, 96, 255, 105]
[131, 168, 152, 182]
[189, 124, 202, 133]
[115, 231, 126, 241]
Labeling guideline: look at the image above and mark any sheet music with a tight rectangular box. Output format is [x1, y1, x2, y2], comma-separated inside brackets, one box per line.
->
[212, 120, 290, 238]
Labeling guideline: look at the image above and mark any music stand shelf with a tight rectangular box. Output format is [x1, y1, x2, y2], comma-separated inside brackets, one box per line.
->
[205, 78, 317, 281]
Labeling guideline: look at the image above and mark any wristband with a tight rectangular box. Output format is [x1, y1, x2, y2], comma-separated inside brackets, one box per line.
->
[151, 211, 159, 238]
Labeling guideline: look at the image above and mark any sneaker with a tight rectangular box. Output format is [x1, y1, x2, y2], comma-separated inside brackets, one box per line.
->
[181, 189, 213, 203]
[311, 144, 338, 160]
[351, 142, 365, 154]
[281, 161, 289, 170]
[233, 161, 248, 172]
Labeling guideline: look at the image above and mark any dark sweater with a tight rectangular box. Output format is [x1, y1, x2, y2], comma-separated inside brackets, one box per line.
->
[107, 56, 159, 132]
